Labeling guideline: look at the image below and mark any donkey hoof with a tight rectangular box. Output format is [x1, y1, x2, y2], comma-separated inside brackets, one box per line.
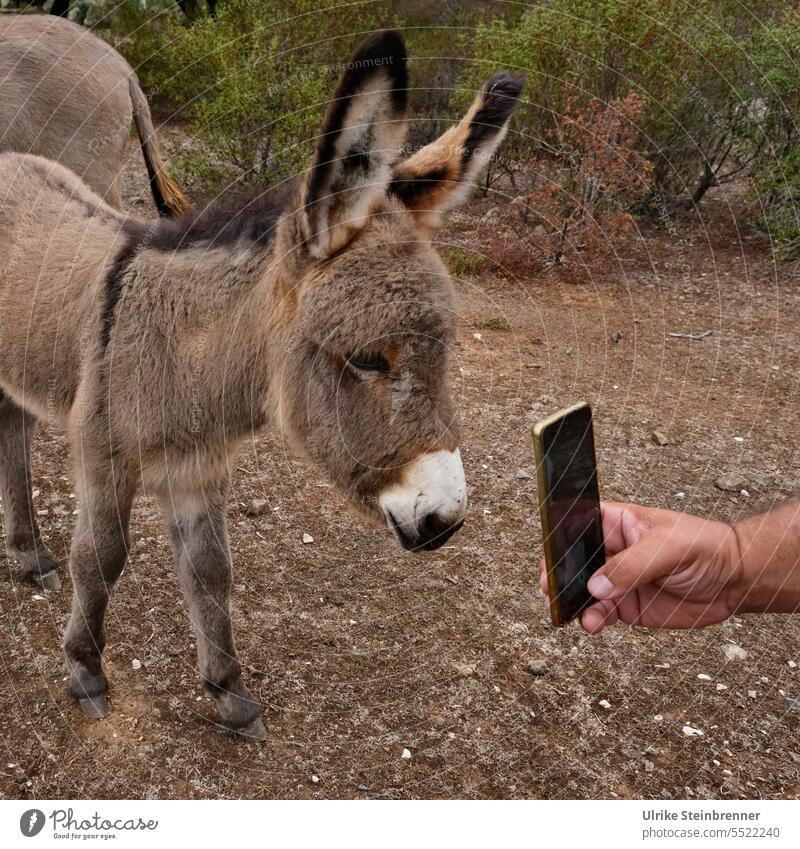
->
[33, 569, 61, 593]
[232, 717, 267, 742]
[78, 694, 108, 719]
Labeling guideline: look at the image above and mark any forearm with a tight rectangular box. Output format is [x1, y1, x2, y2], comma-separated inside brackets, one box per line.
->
[731, 501, 800, 614]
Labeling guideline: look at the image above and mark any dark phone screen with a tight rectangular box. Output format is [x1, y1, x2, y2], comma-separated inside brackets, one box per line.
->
[541, 406, 605, 623]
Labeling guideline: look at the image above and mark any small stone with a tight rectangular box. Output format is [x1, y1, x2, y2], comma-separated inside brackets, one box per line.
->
[515, 468, 532, 480]
[525, 658, 548, 677]
[401, 748, 412, 760]
[311, 774, 320, 784]
[481, 207, 501, 225]
[715, 473, 748, 493]
[740, 489, 749, 497]
[654, 714, 664, 722]
[598, 699, 611, 710]
[697, 673, 712, 681]
[748, 690, 757, 699]
[644, 759, 655, 772]
[789, 660, 797, 668]
[784, 697, 800, 711]
[454, 662, 476, 677]
[716, 684, 728, 691]
[244, 498, 269, 516]
[682, 725, 704, 737]
[676, 492, 685, 499]
[32, 594, 45, 601]
[611, 331, 624, 343]
[302, 533, 314, 544]
[131, 659, 142, 670]
[721, 643, 748, 661]
[651, 430, 669, 446]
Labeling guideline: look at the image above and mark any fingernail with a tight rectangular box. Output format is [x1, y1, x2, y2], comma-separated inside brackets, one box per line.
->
[588, 574, 616, 599]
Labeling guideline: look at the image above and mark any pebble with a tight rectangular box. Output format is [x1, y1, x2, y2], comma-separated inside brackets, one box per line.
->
[651, 430, 669, 446]
[32, 594, 45, 601]
[454, 662, 476, 677]
[682, 725, 704, 737]
[740, 489, 749, 497]
[132, 659, 142, 670]
[721, 643, 748, 661]
[654, 714, 664, 722]
[598, 699, 611, 710]
[515, 468, 532, 480]
[788, 660, 797, 668]
[525, 658, 548, 677]
[302, 533, 314, 544]
[401, 748, 412, 760]
[311, 774, 320, 784]
[714, 473, 748, 493]
[697, 674, 712, 681]
[748, 690, 757, 699]
[716, 684, 728, 691]
[784, 698, 800, 711]
[611, 331, 624, 343]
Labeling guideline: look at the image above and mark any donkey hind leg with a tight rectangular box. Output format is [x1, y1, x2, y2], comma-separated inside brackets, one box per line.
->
[0, 391, 60, 591]
[63, 462, 135, 719]
[162, 482, 265, 740]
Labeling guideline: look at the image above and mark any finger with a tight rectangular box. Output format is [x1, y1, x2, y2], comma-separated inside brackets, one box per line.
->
[589, 529, 679, 599]
[601, 502, 653, 554]
[580, 600, 618, 634]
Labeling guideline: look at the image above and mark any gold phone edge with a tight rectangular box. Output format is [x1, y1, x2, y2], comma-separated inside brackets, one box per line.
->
[532, 401, 592, 628]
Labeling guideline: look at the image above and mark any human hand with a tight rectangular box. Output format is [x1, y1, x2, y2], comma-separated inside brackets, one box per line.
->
[539, 502, 744, 633]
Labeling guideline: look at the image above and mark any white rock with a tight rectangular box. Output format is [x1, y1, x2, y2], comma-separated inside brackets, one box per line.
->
[32, 594, 45, 601]
[311, 774, 320, 784]
[302, 533, 314, 544]
[697, 674, 712, 681]
[401, 748, 412, 760]
[721, 643, 748, 661]
[654, 714, 664, 722]
[748, 690, 757, 698]
[788, 660, 797, 668]
[132, 659, 142, 670]
[740, 489, 749, 498]
[598, 699, 611, 710]
[716, 684, 728, 691]
[682, 725, 704, 737]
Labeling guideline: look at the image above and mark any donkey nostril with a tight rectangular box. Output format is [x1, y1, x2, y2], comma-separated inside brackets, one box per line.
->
[414, 512, 463, 551]
[420, 512, 449, 540]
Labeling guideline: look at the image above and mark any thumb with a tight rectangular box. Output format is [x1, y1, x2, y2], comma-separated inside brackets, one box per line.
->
[588, 528, 679, 600]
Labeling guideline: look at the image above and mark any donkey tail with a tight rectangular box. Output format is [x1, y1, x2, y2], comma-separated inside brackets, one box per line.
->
[128, 76, 190, 218]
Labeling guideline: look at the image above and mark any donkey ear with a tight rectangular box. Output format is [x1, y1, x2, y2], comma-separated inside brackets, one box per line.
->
[300, 30, 408, 258]
[390, 73, 525, 228]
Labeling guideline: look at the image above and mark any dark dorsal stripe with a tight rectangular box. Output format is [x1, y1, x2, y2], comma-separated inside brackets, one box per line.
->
[100, 187, 287, 353]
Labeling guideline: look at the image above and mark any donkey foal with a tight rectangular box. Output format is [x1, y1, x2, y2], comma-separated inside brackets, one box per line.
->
[0, 31, 523, 739]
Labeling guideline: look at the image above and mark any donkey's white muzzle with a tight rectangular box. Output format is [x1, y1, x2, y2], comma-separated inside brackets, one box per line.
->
[379, 449, 467, 551]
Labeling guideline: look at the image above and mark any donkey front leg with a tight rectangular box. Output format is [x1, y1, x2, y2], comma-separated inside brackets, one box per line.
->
[63, 462, 135, 719]
[162, 482, 265, 741]
[0, 391, 60, 591]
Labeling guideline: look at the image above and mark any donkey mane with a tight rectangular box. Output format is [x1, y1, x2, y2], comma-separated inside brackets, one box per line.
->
[100, 184, 290, 350]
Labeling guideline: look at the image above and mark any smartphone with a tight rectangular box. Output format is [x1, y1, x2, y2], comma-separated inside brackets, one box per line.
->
[532, 402, 605, 626]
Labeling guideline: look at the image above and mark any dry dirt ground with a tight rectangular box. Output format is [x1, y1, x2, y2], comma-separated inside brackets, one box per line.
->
[2, 134, 800, 800]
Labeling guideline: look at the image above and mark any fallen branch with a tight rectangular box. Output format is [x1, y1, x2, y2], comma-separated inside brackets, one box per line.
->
[668, 330, 712, 340]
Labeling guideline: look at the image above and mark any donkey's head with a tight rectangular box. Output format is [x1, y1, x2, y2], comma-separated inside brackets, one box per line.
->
[273, 31, 524, 551]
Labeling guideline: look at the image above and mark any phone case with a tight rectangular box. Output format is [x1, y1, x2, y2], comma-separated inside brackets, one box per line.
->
[532, 401, 592, 627]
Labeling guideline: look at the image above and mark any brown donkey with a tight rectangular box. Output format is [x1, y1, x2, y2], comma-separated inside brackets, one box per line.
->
[0, 13, 188, 216]
[0, 31, 523, 739]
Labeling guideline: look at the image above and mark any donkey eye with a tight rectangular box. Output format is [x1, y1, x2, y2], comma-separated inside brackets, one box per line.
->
[346, 352, 390, 374]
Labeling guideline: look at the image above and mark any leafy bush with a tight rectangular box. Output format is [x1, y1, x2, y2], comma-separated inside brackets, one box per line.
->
[460, 2, 799, 212]
[139, 0, 387, 195]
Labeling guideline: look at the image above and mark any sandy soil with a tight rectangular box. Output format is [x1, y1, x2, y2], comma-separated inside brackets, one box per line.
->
[1, 132, 799, 800]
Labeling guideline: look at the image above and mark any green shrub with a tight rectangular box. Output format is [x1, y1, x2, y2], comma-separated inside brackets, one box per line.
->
[459, 0, 800, 227]
[142, 0, 388, 195]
